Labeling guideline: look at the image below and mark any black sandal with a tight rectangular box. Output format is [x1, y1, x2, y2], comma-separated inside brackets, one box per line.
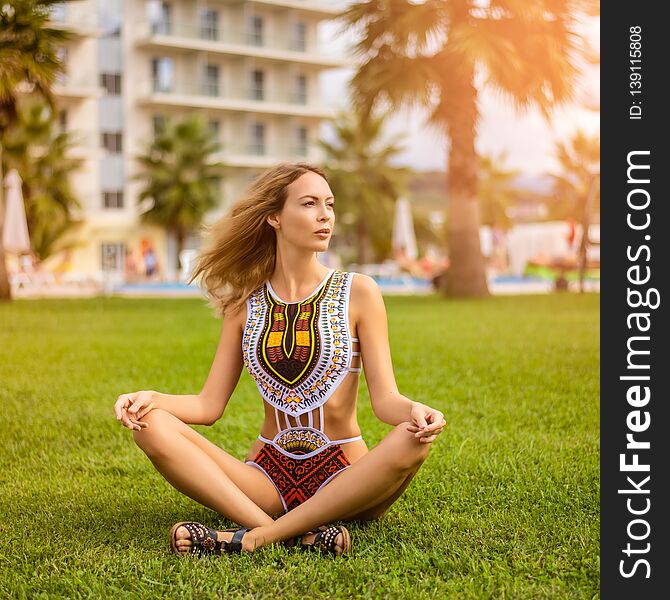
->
[284, 524, 351, 556]
[169, 522, 252, 556]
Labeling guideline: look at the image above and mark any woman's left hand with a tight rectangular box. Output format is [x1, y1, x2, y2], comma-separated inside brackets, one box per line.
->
[407, 402, 447, 443]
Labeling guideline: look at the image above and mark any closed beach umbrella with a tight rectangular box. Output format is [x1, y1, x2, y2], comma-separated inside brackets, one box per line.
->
[392, 197, 418, 260]
[2, 169, 31, 254]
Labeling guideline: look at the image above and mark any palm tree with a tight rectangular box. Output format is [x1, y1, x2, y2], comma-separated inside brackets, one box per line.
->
[135, 115, 224, 274]
[337, 0, 597, 297]
[2, 100, 83, 261]
[319, 109, 411, 264]
[548, 129, 600, 293]
[478, 151, 521, 231]
[0, 0, 71, 300]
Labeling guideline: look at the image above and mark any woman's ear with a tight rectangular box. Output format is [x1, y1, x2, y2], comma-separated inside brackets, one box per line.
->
[266, 214, 280, 230]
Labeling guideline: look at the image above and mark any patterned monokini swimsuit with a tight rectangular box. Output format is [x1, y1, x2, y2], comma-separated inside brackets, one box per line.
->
[242, 268, 363, 513]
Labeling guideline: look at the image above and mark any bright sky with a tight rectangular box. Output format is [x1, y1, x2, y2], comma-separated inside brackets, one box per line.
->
[319, 9, 600, 177]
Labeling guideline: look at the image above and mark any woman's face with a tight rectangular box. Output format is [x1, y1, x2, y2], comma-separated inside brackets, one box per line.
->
[270, 171, 335, 251]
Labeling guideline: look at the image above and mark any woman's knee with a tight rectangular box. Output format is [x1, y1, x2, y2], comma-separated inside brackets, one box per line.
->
[131, 408, 179, 454]
[386, 421, 432, 471]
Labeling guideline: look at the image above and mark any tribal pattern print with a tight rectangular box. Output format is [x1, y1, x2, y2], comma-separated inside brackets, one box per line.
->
[242, 270, 354, 417]
[251, 442, 351, 511]
[274, 427, 330, 455]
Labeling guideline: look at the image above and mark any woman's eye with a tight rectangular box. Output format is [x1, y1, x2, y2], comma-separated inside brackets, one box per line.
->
[303, 201, 334, 207]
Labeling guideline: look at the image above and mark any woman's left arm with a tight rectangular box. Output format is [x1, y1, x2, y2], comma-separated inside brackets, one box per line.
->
[353, 274, 447, 443]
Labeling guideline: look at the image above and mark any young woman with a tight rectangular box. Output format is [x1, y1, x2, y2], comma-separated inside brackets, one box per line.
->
[114, 162, 446, 557]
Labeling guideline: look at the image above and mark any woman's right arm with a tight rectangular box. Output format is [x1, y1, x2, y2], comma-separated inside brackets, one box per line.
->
[117, 303, 245, 428]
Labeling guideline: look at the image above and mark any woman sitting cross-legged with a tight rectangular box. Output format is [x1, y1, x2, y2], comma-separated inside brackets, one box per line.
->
[113, 162, 447, 557]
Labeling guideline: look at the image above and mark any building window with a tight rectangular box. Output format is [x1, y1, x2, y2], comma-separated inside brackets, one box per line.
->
[152, 57, 174, 92]
[152, 114, 167, 137]
[209, 176, 222, 196]
[101, 242, 126, 272]
[251, 70, 264, 101]
[249, 16, 263, 46]
[102, 191, 124, 209]
[102, 132, 123, 153]
[50, 2, 67, 22]
[295, 126, 308, 156]
[150, 1, 171, 35]
[202, 64, 219, 97]
[250, 122, 265, 155]
[100, 73, 121, 95]
[208, 119, 220, 140]
[295, 74, 307, 104]
[58, 109, 67, 133]
[55, 47, 68, 85]
[292, 22, 306, 52]
[200, 9, 218, 40]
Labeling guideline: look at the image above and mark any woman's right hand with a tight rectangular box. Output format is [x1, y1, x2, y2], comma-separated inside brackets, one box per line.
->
[114, 390, 157, 431]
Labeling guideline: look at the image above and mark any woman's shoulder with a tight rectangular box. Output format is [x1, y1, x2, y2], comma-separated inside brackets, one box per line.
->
[341, 270, 378, 289]
[221, 299, 248, 331]
[343, 272, 385, 332]
[343, 271, 382, 309]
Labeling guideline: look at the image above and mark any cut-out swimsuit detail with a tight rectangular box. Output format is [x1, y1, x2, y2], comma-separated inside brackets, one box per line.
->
[242, 269, 362, 512]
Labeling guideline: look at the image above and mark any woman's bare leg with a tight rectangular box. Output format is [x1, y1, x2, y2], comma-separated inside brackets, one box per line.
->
[343, 464, 423, 522]
[132, 408, 281, 529]
[246, 421, 432, 550]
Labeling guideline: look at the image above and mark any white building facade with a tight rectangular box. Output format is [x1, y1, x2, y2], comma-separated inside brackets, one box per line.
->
[50, 0, 347, 281]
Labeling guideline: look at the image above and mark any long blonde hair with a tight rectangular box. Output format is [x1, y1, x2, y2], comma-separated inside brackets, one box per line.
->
[189, 162, 329, 318]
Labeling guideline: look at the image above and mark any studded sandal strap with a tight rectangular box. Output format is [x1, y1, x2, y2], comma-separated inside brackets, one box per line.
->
[227, 527, 251, 553]
[183, 522, 222, 555]
[314, 526, 340, 553]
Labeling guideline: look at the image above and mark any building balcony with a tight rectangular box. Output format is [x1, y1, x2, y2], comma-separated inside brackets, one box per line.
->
[250, 0, 345, 18]
[138, 80, 336, 119]
[21, 131, 102, 164]
[64, 132, 104, 161]
[48, 8, 103, 37]
[53, 74, 105, 100]
[134, 21, 350, 69]
[212, 143, 318, 168]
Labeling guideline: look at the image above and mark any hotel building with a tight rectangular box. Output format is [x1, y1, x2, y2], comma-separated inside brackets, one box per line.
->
[49, 0, 348, 281]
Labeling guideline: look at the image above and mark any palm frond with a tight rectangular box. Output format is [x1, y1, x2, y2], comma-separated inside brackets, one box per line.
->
[134, 115, 224, 234]
[349, 49, 435, 116]
[465, 3, 584, 118]
[338, 0, 447, 58]
[0, 0, 72, 128]
[318, 106, 412, 262]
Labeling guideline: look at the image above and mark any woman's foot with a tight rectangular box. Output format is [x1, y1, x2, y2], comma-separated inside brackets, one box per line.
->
[299, 530, 346, 555]
[173, 523, 349, 556]
[289, 525, 351, 556]
[172, 525, 256, 555]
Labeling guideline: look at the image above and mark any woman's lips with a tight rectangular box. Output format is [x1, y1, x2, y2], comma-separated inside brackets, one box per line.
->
[315, 231, 330, 238]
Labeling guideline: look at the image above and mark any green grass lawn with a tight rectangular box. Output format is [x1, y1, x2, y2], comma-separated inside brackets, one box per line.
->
[0, 292, 599, 599]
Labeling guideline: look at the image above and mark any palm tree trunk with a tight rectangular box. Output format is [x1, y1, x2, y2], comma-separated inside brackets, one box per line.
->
[578, 174, 598, 294]
[175, 228, 184, 275]
[356, 218, 370, 265]
[0, 143, 12, 301]
[441, 70, 489, 298]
